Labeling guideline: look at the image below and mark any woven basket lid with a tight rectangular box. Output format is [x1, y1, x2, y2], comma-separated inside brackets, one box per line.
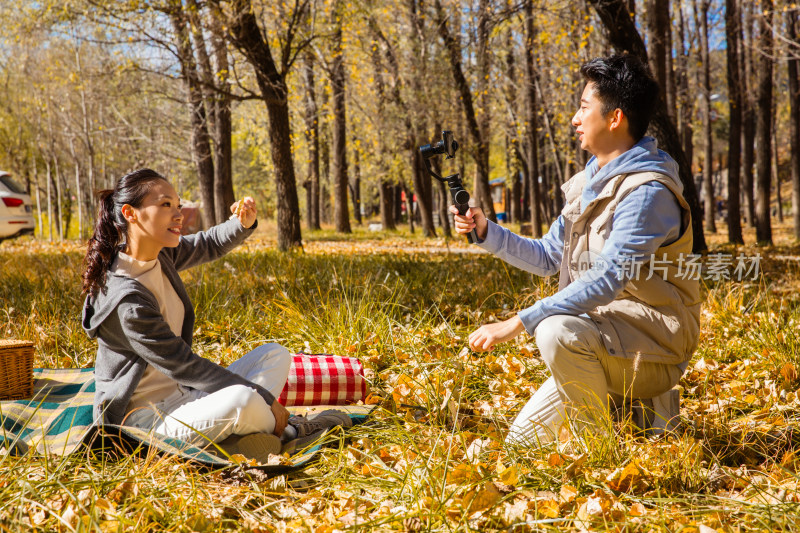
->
[0, 339, 34, 348]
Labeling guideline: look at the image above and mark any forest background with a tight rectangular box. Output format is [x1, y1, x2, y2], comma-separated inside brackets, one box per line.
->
[2, 0, 799, 251]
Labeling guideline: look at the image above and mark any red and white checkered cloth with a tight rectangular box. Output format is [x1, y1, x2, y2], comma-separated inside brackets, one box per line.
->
[278, 354, 367, 406]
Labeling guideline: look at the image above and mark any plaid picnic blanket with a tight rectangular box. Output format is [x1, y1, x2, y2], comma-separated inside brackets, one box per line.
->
[0, 368, 373, 472]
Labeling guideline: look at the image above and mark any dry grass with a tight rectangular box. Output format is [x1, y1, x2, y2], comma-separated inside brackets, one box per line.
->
[1, 221, 799, 531]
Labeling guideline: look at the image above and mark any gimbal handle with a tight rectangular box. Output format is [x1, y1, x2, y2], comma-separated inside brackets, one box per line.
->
[450, 196, 478, 244]
[422, 158, 477, 243]
[419, 131, 478, 244]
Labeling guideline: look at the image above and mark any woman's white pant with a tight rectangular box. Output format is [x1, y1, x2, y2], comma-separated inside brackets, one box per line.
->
[505, 315, 683, 447]
[124, 343, 292, 446]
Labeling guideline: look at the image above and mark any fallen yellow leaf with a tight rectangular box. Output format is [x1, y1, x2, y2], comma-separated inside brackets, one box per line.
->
[533, 498, 560, 518]
[607, 461, 649, 493]
[466, 483, 502, 513]
[629, 501, 646, 516]
[560, 484, 578, 503]
[447, 463, 483, 484]
[499, 465, 519, 486]
[780, 362, 797, 383]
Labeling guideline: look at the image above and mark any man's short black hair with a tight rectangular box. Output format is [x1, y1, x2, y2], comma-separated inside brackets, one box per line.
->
[579, 54, 659, 141]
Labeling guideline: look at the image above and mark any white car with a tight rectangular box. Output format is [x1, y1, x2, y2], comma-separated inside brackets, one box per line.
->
[0, 171, 35, 242]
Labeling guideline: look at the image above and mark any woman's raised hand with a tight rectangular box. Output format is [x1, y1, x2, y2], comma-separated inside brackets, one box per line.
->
[231, 197, 257, 229]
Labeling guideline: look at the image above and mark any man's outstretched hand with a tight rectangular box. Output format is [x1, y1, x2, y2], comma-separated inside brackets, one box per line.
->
[468, 315, 526, 352]
[449, 205, 488, 241]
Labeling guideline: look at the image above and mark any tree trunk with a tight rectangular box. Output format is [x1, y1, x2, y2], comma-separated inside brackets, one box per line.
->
[773, 116, 782, 223]
[330, 2, 351, 234]
[351, 139, 362, 225]
[54, 156, 63, 240]
[587, 0, 707, 252]
[73, 45, 96, 223]
[402, 179, 414, 233]
[754, 0, 773, 245]
[218, 0, 302, 249]
[206, 3, 236, 224]
[646, 0, 671, 116]
[535, 77, 565, 213]
[320, 86, 331, 226]
[303, 52, 321, 230]
[410, 137, 437, 237]
[676, 3, 694, 174]
[186, 0, 218, 211]
[475, 0, 494, 219]
[512, 144, 524, 222]
[406, 0, 436, 237]
[742, 3, 756, 227]
[694, 0, 716, 233]
[726, 0, 744, 244]
[787, 7, 800, 240]
[56, 158, 70, 239]
[503, 0, 517, 224]
[434, 0, 496, 221]
[33, 159, 42, 239]
[46, 158, 53, 241]
[524, 0, 542, 237]
[379, 180, 396, 230]
[505, 137, 515, 224]
[170, 4, 215, 230]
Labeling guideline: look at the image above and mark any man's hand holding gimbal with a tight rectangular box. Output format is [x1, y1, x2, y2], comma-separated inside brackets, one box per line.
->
[449, 205, 488, 241]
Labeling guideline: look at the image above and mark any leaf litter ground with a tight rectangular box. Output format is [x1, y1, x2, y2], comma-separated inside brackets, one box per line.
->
[1, 223, 799, 531]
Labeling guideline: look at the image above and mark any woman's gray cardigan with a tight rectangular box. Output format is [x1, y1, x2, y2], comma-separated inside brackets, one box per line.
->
[82, 218, 276, 425]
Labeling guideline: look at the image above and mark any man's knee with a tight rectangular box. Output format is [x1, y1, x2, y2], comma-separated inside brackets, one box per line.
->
[535, 315, 604, 366]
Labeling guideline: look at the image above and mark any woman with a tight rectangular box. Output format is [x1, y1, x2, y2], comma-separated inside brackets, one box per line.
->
[81, 169, 350, 462]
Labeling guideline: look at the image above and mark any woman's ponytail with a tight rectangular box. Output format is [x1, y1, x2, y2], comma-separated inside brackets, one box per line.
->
[81, 168, 167, 297]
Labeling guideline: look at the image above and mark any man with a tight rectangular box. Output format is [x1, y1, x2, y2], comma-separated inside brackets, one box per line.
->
[451, 55, 701, 445]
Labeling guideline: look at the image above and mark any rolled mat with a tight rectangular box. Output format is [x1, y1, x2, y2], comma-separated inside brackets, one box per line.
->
[278, 353, 367, 407]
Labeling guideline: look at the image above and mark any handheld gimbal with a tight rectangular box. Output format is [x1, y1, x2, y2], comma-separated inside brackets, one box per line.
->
[418, 131, 478, 243]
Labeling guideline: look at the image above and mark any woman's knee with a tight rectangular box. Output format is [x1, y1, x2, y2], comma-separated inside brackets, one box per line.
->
[251, 342, 290, 359]
[255, 343, 292, 369]
[226, 385, 274, 434]
[224, 385, 266, 412]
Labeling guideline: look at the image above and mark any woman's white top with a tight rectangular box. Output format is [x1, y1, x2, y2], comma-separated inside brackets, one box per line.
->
[112, 252, 182, 413]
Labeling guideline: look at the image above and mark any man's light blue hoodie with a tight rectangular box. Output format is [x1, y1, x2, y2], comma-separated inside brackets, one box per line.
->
[478, 136, 683, 336]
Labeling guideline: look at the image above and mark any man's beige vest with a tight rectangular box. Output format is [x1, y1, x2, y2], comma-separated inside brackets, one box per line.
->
[558, 170, 701, 365]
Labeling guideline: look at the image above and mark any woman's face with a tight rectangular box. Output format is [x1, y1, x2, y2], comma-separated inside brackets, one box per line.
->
[124, 180, 184, 260]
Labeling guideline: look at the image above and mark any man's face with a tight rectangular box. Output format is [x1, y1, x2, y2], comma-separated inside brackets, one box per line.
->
[571, 82, 615, 156]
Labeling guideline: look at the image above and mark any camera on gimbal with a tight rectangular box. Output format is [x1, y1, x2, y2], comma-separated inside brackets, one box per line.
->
[419, 130, 478, 243]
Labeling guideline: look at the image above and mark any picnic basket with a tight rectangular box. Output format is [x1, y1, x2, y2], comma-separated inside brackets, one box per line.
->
[0, 339, 34, 400]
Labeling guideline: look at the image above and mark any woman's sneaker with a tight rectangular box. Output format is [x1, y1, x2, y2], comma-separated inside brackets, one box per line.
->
[282, 410, 353, 454]
[288, 410, 353, 438]
[212, 432, 282, 464]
